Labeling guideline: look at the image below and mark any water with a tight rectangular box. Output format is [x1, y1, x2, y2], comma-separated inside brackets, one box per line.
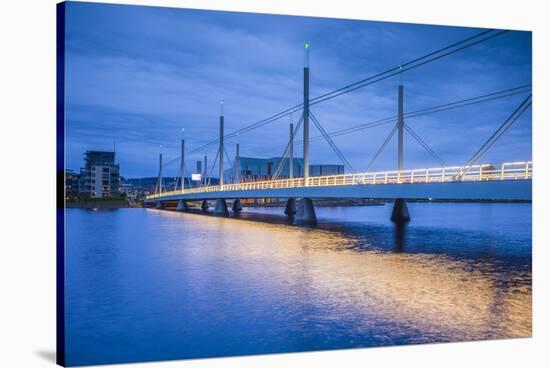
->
[65, 203, 532, 366]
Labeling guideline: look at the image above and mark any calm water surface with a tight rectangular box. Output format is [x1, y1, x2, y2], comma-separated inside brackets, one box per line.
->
[65, 203, 531, 366]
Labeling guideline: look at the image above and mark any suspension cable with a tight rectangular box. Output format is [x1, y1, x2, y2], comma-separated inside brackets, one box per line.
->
[185, 29, 508, 156]
[309, 29, 495, 105]
[206, 148, 220, 187]
[272, 114, 304, 180]
[301, 84, 531, 145]
[461, 94, 532, 172]
[223, 146, 234, 183]
[309, 111, 356, 173]
[162, 84, 530, 172]
[309, 30, 509, 106]
[366, 124, 398, 172]
[404, 123, 447, 167]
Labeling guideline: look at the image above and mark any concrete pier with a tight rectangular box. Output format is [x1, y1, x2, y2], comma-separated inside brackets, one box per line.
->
[295, 197, 317, 226]
[176, 200, 187, 212]
[201, 200, 209, 212]
[232, 199, 243, 213]
[391, 198, 410, 222]
[213, 199, 229, 216]
[394, 222, 407, 252]
[284, 198, 296, 216]
[156, 201, 163, 209]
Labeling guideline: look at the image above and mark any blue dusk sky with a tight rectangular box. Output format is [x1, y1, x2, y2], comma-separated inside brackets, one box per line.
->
[64, 1, 532, 178]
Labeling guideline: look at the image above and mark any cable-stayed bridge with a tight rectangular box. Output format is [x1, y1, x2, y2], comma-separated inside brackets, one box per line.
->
[144, 30, 532, 225]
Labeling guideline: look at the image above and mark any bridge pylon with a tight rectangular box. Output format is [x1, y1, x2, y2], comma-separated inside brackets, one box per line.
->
[155, 145, 164, 195]
[392, 84, 411, 223]
[296, 43, 316, 225]
[289, 123, 294, 179]
[177, 136, 185, 193]
[397, 84, 404, 173]
[235, 143, 240, 184]
[303, 42, 310, 185]
[203, 153, 207, 187]
[219, 101, 224, 186]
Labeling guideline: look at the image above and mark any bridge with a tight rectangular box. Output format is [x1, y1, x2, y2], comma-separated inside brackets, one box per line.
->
[144, 32, 532, 226]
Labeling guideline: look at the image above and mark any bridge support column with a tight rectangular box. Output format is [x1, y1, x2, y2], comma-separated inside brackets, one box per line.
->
[295, 198, 317, 226]
[156, 201, 162, 209]
[391, 198, 410, 222]
[201, 200, 209, 212]
[213, 199, 229, 216]
[176, 200, 187, 212]
[232, 199, 243, 213]
[284, 198, 296, 216]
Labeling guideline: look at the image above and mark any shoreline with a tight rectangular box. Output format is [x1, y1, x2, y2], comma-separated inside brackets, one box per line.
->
[67, 198, 531, 209]
[66, 200, 139, 209]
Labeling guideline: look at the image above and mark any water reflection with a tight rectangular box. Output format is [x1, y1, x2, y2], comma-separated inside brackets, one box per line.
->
[66, 205, 531, 366]
[152, 208, 531, 338]
[394, 222, 407, 252]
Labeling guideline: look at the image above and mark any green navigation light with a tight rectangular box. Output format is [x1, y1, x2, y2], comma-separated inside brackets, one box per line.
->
[305, 42, 309, 49]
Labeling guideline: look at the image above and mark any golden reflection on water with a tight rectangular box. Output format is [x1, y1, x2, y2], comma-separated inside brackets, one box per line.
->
[153, 210, 532, 341]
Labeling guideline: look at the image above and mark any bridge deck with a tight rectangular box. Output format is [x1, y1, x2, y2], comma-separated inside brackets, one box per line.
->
[145, 161, 532, 202]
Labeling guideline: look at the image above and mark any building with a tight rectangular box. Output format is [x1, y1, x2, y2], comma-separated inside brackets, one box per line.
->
[64, 169, 80, 199]
[309, 164, 345, 176]
[225, 156, 303, 182]
[118, 178, 135, 198]
[122, 177, 174, 199]
[225, 156, 344, 182]
[122, 176, 210, 199]
[79, 151, 120, 198]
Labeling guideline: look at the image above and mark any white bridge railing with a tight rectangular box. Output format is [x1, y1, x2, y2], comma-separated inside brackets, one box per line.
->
[146, 161, 532, 200]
